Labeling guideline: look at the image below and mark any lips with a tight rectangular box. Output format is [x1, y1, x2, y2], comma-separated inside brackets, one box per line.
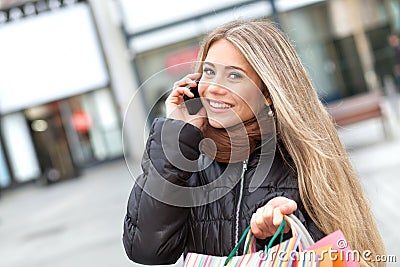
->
[209, 100, 232, 109]
[206, 98, 233, 112]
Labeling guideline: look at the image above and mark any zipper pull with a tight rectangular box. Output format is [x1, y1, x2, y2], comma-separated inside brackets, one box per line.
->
[242, 159, 248, 172]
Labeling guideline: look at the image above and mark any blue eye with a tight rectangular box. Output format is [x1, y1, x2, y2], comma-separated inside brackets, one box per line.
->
[203, 67, 215, 76]
[229, 72, 243, 80]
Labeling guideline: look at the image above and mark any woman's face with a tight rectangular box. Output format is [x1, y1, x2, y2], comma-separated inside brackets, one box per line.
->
[198, 39, 264, 128]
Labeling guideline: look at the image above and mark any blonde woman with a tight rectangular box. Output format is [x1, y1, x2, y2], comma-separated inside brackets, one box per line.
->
[123, 19, 385, 267]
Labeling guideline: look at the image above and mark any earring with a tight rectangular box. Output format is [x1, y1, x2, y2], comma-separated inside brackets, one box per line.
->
[268, 110, 274, 117]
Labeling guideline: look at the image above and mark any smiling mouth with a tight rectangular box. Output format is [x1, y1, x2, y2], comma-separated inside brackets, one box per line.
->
[208, 100, 232, 109]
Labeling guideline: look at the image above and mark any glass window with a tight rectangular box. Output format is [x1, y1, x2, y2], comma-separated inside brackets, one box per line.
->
[89, 88, 123, 160]
[281, 3, 341, 101]
[1, 112, 41, 182]
[134, 38, 202, 121]
[0, 138, 11, 188]
[60, 89, 123, 167]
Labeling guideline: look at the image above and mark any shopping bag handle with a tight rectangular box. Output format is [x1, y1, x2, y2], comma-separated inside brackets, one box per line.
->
[287, 214, 315, 248]
[224, 214, 315, 266]
[224, 220, 286, 266]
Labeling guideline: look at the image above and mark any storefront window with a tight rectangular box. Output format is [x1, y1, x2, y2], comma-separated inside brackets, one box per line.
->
[82, 88, 123, 161]
[281, 3, 342, 101]
[387, 0, 400, 33]
[59, 88, 123, 167]
[280, 0, 397, 100]
[2, 87, 124, 185]
[1, 112, 41, 182]
[134, 38, 202, 121]
[0, 138, 10, 188]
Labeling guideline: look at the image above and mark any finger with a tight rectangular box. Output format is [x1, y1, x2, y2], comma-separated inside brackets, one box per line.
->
[267, 196, 291, 207]
[262, 204, 278, 236]
[183, 87, 195, 97]
[250, 213, 264, 238]
[279, 200, 297, 215]
[272, 207, 284, 227]
[254, 208, 272, 238]
[174, 73, 201, 87]
[254, 208, 266, 230]
[260, 206, 277, 237]
[165, 94, 182, 106]
[262, 204, 274, 225]
[190, 72, 202, 81]
[167, 87, 194, 101]
[186, 79, 198, 88]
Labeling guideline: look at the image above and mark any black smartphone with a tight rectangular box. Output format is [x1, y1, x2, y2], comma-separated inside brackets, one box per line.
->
[183, 80, 203, 115]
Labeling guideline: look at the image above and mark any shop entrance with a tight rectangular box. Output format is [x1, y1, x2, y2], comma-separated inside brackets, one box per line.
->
[24, 88, 123, 184]
[26, 103, 78, 184]
[0, 88, 123, 187]
[62, 89, 124, 168]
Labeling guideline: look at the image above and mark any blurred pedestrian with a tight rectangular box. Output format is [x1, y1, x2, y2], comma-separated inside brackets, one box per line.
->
[388, 33, 400, 91]
[123, 19, 385, 267]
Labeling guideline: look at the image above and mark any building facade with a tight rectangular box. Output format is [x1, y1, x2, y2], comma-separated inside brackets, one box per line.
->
[0, 0, 126, 188]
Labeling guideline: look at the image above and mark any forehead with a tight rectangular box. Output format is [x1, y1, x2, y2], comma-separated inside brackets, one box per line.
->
[204, 39, 262, 88]
[205, 39, 251, 69]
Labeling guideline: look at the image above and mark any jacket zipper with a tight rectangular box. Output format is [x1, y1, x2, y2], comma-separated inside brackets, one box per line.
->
[234, 159, 248, 254]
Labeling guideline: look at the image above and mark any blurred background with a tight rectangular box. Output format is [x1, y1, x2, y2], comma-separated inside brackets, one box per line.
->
[0, 0, 399, 266]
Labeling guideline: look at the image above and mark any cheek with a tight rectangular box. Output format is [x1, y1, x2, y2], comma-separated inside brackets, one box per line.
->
[237, 92, 264, 114]
[237, 91, 257, 107]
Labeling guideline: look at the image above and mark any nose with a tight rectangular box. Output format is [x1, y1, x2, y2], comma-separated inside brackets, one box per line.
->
[205, 82, 229, 95]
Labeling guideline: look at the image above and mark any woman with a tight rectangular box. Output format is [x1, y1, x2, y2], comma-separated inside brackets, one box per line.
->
[123, 19, 385, 266]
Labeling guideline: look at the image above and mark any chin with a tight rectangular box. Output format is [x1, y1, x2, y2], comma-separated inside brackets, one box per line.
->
[208, 119, 225, 128]
[207, 117, 239, 129]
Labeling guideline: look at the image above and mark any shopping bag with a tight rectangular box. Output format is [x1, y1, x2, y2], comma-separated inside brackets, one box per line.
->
[305, 230, 360, 267]
[183, 215, 318, 267]
[286, 214, 359, 267]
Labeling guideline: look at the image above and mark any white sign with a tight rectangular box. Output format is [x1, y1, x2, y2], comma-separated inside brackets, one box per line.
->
[119, 0, 252, 33]
[119, 0, 325, 34]
[0, 3, 109, 114]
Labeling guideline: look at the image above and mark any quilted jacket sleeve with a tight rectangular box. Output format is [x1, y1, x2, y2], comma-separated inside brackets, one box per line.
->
[123, 118, 203, 265]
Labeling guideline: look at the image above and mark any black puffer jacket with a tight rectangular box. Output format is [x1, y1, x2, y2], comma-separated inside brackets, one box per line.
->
[123, 118, 324, 265]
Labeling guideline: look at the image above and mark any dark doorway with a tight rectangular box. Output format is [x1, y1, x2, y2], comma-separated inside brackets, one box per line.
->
[26, 102, 79, 184]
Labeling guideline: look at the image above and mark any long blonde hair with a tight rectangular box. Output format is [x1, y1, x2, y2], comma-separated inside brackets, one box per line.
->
[197, 19, 385, 266]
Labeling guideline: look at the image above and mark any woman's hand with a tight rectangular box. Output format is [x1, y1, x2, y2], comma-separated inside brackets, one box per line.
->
[250, 196, 297, 239]
[165, 73, 206, 130]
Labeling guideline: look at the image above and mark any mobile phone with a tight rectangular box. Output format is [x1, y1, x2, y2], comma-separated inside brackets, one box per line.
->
[183, 80, 203, 115]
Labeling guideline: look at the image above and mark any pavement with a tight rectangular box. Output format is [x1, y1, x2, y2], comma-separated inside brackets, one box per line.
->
[0, 117, 399, 267]
[0, 158, 138, 267]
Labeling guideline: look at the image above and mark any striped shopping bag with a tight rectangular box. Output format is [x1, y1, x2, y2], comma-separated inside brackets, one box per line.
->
[184, 215, 319, 267]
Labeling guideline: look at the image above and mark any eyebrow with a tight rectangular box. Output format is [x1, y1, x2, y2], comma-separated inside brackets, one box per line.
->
[203, 62, 248, 75]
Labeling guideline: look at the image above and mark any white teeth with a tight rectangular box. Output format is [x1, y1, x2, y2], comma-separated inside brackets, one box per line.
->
[209, 101, 231, 109]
